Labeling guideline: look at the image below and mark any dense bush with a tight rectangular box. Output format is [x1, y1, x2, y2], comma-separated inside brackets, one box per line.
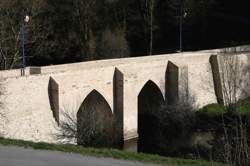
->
[148, 101, 196, 156]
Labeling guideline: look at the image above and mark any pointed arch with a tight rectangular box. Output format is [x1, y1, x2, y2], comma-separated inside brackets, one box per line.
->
[77, 89, 115, 147]
[138, 80, 164, 153]
[138, 80, 164, 113]
[79, 89, 113, 116]
[138, 80, 165, 102]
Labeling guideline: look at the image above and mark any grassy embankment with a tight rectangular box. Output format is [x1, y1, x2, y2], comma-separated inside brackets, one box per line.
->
[0, 137, 227, 166]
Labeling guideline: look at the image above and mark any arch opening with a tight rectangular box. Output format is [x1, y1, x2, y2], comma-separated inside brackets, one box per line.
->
[77, 90, 116, 148]
[138, 80, 164, 153]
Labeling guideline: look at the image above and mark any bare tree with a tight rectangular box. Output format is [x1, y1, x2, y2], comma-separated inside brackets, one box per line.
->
[220, 55, 240, 111]
[218, 52, 249, 112]
[55, 109, 77, 144]
[55, 104, 117, 148]
[55, 107, 103, 146]
[0, 0, 38, 70]
[220, 114, 249, 166]
[211, 50, 250, 165]
[55, 106, 103, 146]
[0, 0, 21, 70]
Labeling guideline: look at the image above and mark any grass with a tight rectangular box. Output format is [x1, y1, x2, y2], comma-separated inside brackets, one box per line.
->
[0, 138, 227, 166]
[197, 97, 250, 115]
[237, 97, 250, 114]
[198, 103, 226, 114]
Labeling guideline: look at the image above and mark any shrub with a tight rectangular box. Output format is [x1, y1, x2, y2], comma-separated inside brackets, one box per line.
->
[155, 101, 196, 156]
[55, 107, 117, 148]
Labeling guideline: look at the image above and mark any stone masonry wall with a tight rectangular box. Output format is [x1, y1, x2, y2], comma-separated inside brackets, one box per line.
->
[0, 45, 249, 144]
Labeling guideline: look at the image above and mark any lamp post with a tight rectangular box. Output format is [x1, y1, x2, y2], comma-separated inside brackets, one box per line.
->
[179, 2, 187, 52]
[21, 15, 30, 76]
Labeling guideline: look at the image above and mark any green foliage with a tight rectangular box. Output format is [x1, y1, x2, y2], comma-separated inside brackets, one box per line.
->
[236, 97, 250, 114]
[198, 104, 226, 114]
[0, 138, 228, 166]
[197, 97, 250, 115]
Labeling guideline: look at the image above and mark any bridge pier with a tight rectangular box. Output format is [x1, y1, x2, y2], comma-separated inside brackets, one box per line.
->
[123, 137, 138, 152]
[114, 68, 139, 152]
[123, 131, 139, 152]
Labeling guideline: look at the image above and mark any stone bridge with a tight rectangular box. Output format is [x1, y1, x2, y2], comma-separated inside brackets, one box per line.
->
[0, 45, 250, 151]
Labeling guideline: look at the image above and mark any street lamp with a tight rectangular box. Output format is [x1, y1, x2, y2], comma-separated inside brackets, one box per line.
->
[21, 14, 30, 76]
[179, 2, 187, 52]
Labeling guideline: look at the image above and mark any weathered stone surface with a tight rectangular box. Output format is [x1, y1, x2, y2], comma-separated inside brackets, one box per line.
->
[0, 45, 250, 149]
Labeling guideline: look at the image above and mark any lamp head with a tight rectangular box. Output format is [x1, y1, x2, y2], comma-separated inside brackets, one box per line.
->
[183, 12, 187, 18]
[24, 15, 30, 23]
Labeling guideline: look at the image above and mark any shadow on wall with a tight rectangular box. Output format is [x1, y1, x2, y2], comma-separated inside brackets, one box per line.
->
[113, 68, 124, 148]
[48, 77, 59, 124]
[77, 90, 115, 147]
[55, 89, 118, 148]
[77, 90, 116, 148]
[165, 61, 179, 105]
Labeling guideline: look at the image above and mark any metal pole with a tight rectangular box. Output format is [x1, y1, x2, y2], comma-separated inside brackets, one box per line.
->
[21, 20, 25, 76]
[180, 15, 182, 52]
[179, 3, 183, 52]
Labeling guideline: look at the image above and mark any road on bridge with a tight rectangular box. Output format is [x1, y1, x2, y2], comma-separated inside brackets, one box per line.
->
[0, 145, 159, 166]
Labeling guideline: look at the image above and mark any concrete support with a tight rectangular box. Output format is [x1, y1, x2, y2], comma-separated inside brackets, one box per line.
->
[48, 77, 59, 124]
[114, 68, 138, 152]
[210, 55, 224, 104]
[123, 137, 138, 152]
[166, 61, 188, 104]
[166, 61, 179, 104]
[113, 68, 125, 148]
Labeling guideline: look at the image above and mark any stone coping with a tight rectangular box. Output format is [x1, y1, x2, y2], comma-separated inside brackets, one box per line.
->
[1, 45, 249, 79]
